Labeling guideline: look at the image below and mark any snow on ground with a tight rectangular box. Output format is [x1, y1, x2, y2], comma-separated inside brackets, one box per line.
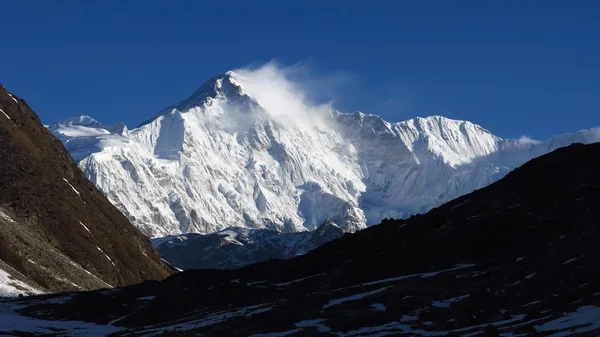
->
[0, 209, 15, 224]
[96, 246, 115, 266]
[295, 319, 331, 332]
[432, 294, 470, 308]
[323, 286, 393, 310]
[7, 93, 18, 103]
[137, 296, 155, 301]
[563, 257, 580, 264]
[0, 269, 41, 297]
[131, 304, 273, 337]
[0, 108, 11, 120]
[359, 264, 476, 288]
[79, 221, 91, 233]
[0, 300, 121, 335]
[273, 273, 325, 287]
[535, 305, 600, 337]
[371, 303, 387, 312]
[55, 125, 111, 137]
[62, 178, 81, 197]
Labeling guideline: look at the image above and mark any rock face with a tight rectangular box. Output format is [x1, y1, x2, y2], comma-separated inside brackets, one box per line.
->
[152, 220, 345, 270]
[49, 70, 600, 238]
[3, 143, 600, 336]
[0, 85, 171, 296]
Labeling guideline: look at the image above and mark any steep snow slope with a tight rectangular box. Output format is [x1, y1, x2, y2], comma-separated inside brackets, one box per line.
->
[50, 68, 600, 237]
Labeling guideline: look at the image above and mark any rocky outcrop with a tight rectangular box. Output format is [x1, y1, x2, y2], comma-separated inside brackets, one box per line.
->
[0, 85, 171, 295]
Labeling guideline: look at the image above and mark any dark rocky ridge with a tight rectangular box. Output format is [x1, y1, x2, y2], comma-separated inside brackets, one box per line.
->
[153, 220, 345, 270]
[2, 142, 599, 336]
[0, 85, 171, 293]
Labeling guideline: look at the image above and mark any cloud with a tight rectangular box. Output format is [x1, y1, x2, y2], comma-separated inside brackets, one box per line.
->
[517, 135, 542, 145]
[229, 61, 348, 129]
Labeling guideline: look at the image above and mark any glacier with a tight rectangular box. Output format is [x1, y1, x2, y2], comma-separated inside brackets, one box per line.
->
[49, 67, 600, 237]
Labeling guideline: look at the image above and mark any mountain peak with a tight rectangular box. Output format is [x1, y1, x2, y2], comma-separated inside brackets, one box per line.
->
[56, 115, 104, 128]
[146, 71, 256, 125]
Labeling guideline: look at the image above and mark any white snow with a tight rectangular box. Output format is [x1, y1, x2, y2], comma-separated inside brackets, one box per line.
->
[516, 257, 525, 262]
[0, 300, 121, 335]
[535, 305, 600, 337]
[47, 67, 600, 237]
[79, 221, 91, 233]
[96, 246, 115, 266]
[0, 268, 41, 297]
[62, 178, 81, 197]
[525, 273, 536, 279]
[7, 93, 18, 103]
[323, 286, 392, 310]
[563, 257, 580, 264]
[0, 108, 11, 120]
[0, 209, 15, 223]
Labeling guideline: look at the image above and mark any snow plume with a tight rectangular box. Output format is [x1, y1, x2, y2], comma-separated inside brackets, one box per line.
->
[229, 62, 336, 129]
[517, 135, 542, 145]
[587, 127, 600, 142]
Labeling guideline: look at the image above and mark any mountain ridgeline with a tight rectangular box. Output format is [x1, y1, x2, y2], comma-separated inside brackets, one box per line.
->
[0, 85, 171, 295]
[50, 71, 600, 238]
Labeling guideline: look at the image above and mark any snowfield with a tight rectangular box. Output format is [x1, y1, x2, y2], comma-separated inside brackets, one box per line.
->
[49, 66, 600, 237]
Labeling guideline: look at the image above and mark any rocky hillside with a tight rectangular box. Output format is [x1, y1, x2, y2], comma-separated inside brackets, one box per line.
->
[2, 142, 599, 336]
[0, 85, 171, 295]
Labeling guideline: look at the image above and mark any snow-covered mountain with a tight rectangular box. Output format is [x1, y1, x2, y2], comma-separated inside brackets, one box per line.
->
[152, 220, 344, 270]
[49, 67, 600, 237]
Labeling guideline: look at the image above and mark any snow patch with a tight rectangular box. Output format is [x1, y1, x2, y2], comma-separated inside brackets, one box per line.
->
[0, 108, 11, 120]
[0, 209, 15, 223]
[323, 286, 392, 310]
[432, 294, 470, 308]
[7, 93, 18, 103]
[371, 303, 387, 312]
[0, 268, 41, 297]
[62, 178, 81, 197]
[295, 319, 331, 332]
[96, 246, 115, 266]
[535, 305, 600, 337]
[79, 221, 91, 233]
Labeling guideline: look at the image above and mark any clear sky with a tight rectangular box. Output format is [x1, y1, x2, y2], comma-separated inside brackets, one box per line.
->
[0, 0, 598, 139]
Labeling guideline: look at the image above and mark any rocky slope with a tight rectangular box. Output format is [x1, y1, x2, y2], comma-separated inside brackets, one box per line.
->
[0, 85, 171, 296]
[50, 70, 600, 238]
[152, 220, 344, 270]
[2, 142, 599, 336]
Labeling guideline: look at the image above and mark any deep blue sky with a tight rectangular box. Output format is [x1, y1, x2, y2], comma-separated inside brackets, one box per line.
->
[1, 1, 598, 139]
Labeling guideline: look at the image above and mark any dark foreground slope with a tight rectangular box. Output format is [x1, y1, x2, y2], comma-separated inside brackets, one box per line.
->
[0, 85, 171, 294]
[2, 143, 600, 336]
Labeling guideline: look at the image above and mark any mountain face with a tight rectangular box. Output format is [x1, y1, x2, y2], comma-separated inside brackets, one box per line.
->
[152, 220, 344, 270]
[3, 142, 600, 336]
[0, 85, 171, 296]
[50, 71, 600, 237]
